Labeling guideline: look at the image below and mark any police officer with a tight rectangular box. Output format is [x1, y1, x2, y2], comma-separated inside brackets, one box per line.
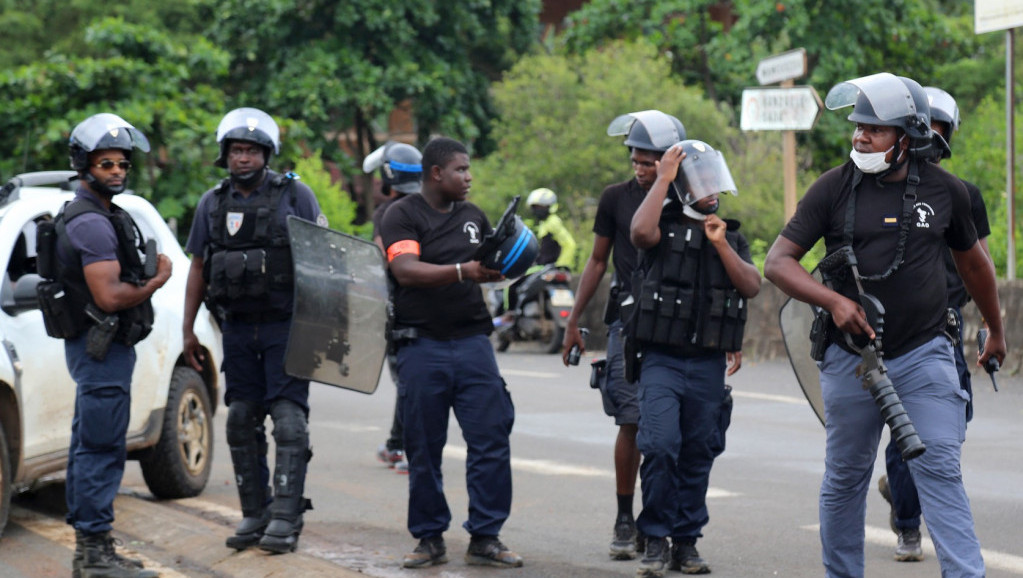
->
[183, 107, 325, 554]
[379, 137, 527, 569]
[561, 110, 685, 561]
[764, 73, 1005, 578]
[365, 141, 423, 474]
[876, 85, 993, 563]
[630, 139, 760, 576]
[58, 113, 171, 578]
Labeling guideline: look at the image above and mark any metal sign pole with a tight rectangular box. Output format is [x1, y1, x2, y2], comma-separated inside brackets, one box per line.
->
[1007, 29, 1017, 280]
[782, 79, 797, 222]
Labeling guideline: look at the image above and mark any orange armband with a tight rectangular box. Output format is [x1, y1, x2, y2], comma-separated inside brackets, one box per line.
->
[387, 239, 420, 262]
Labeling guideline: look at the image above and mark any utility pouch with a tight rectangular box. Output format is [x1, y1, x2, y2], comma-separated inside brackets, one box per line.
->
[36, 220, 58, 280]
[603, 284, 621, 325]
[589, 357, 607, 389]
[679, 227, 704, 283]
[634, 281, 660, 343]
[809, 308, 834, 362]
[85, 304, 119, 361]
[721, 292, 747, 352]
[668, 287, 694, 346]
[223, 251, 247, 299]
[38, 281, 82, 339]
[661, 225, 688, 282]
[653, 286, 676, 344]
[244, 248, 268, 297]
[698, 288, 728, 350]
[623, 334, 642, 384]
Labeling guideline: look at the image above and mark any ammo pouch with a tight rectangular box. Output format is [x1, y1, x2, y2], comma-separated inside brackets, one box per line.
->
[660, 223, 703, 284]
[208, 248, 270, 301]
[36, 220, 59, 280]
[632, 280, 695, 348]
[38, 281, 85, 339]
[695, 288, 746, 351]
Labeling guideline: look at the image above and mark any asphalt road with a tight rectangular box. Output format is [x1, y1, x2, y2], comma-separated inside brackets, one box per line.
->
[3, 343, 1022, 577]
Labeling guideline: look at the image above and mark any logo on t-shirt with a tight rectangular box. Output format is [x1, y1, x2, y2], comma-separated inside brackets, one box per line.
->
[463, 221, 481, 244]
[913, 203, 935, 229]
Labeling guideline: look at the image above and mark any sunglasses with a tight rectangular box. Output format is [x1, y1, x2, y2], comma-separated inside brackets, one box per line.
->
[93, 160, 132, 171]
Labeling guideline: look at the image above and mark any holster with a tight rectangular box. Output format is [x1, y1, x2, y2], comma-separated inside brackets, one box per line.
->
[809, 308, 834, 362]
[388, 327, 418, 355]
[85, 304, 119, 361]
[589, 358, 607, 389]
[944, 307, 961, 347]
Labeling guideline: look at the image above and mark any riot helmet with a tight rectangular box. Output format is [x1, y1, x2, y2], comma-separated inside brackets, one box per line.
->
[68, 113, 150, 195]
[526, 187, 557, 220]
[607, 110, 687, 153]
[826, 73, 932, 155]
[214, 107, 281, 168]
[924, 86, 959, 160]
[670, 140, 737, 220]
[479, 215, 539, 279]
[363, 141, 423, 194]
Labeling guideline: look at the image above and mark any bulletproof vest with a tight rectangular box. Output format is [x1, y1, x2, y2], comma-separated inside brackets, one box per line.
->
[202, 173, 295, 310]
[36, 199, 155, 343]
[629, 219, 747, 353]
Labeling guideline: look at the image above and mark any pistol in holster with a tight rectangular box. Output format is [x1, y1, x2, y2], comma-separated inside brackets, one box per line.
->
[809, 308, 834, 362]
[85, 304, 120, 361]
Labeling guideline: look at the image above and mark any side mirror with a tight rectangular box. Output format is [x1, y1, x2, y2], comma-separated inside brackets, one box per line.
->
[2, 273, 43, 315]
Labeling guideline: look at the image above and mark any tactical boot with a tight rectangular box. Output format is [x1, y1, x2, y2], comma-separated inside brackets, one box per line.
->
[465, 535, 524, 568]
[259, 401, 312, 554]
[636, 536, 669, 577]
[73, 530, 145, 578]
[225, 400, 271, 550]
[894, 529, 924, 562]
[77, 531, 158, 578]
[610, 513, 638, 560]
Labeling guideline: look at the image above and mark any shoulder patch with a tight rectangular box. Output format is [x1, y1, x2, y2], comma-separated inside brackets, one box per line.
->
[316, 213, 328, 228]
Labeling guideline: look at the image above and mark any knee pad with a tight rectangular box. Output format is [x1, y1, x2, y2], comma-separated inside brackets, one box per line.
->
[269, 400, 309, 449]
[226, 400, 266, 447]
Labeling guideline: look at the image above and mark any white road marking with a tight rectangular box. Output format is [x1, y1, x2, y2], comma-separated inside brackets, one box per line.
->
[731, 390, 806, 405]
[801, 524, 1023, 574]
[501, 369, 561, 379]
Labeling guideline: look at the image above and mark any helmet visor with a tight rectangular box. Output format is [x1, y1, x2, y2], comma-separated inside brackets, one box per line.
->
[825, 72, 919, 123]
[677, 147, 737, 202]
[362, 143, 387, 173]
[607, 110, 682, 150]
[216, 108, 280, 153]
[72, 113, 150, 153]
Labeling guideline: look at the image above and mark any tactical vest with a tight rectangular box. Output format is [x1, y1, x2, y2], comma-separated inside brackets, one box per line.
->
[36, 199, 155, 343]
[202, 173, 295, 313]
[629, 220, 747, 353]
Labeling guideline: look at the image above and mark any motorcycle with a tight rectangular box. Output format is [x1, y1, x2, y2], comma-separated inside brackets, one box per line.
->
[489, 264, 576, 354]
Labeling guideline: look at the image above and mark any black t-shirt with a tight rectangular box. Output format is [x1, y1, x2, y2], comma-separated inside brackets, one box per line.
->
[593, 179, 646, 295]
[379, 194, 494, 340]
[944, 179, 990, 308]
[781, 161, 977, 358]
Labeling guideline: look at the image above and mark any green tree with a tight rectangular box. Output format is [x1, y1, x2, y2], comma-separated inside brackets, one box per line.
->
[470, 41, 787, 270]
[291, 153, 371, 238]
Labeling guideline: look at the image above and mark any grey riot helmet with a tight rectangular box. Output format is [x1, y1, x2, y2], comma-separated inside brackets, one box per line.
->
[925, 86, 959, 159]
[68, 113, 150, 195]
[826, 73, 932, 157]
[670, 140, 737, 220]
[362, 141, 423, 194]
[607, 110, 687, 153]
[214, 107, 281, 168]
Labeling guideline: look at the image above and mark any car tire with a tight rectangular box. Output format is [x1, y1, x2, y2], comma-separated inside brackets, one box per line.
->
[140, 367, 213, 499]
[0, 421, 10, 539]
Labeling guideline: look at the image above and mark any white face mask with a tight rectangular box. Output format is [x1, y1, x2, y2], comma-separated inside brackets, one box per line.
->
[849, 135, 906, 174]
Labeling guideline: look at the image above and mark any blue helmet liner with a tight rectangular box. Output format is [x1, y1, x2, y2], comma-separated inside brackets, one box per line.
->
[473, 196, 539, 279]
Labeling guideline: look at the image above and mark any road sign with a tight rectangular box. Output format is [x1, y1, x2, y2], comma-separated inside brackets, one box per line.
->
[755, 48, 807, 85]
[740, 86, 822, 132]
[975, 0, 1023, 34]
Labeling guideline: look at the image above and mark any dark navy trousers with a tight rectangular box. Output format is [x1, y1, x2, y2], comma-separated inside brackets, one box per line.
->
[396, 335, 515, 539]
[64, 335, 135, 534]
[636, 349, 727, 541]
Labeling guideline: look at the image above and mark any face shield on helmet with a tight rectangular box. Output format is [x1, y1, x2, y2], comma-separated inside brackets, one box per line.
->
[826, 73, 931, 142]
[924, 86, 959, 159]
[671, 140, 737, 219]
[607, 110, 687, 153]
[363, 141, 423, 194]
[214, 107, 281, 169]
[68, 113, 150, 171]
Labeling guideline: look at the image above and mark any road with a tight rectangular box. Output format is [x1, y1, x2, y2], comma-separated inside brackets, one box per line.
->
[3, 344, 1022, 577]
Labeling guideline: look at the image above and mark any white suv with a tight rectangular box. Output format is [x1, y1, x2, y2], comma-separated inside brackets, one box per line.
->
[0, 171, 223, 537]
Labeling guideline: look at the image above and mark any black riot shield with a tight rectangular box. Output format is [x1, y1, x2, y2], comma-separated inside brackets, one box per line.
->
[285, 216, 387, 394]
[778, 294, 826, 427]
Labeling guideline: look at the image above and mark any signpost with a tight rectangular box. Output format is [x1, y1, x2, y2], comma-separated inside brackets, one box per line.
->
[742, 49, 814, 221]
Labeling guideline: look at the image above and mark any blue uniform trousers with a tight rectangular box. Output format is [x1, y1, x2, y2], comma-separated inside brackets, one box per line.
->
[636, 349, 727, 540]
[396, 335, 515, 539]
[819, 336, 982, 578]
[64, 335, 135, 534]
[884, 307, 974, 532]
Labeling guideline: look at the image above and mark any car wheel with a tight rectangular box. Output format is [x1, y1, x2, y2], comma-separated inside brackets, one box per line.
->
[0, 422, 10, 539]
[140, 367, 213, 499]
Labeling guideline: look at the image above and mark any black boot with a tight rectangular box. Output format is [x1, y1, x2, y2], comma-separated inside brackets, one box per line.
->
[225, 400, 271, 550]
[259, 400, 313, 554]
[73, 530, 145, 577]
[77, 531, 158, 578]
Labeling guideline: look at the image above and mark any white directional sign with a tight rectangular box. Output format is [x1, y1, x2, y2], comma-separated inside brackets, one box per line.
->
[740, 86, 822, 132]
[975, 0, 1023, 33]
[755, 48, 807, 85]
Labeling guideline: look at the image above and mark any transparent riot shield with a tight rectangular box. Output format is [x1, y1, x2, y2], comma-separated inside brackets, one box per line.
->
[778, 293, 826, 427]
[285, 216, 387, 394]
